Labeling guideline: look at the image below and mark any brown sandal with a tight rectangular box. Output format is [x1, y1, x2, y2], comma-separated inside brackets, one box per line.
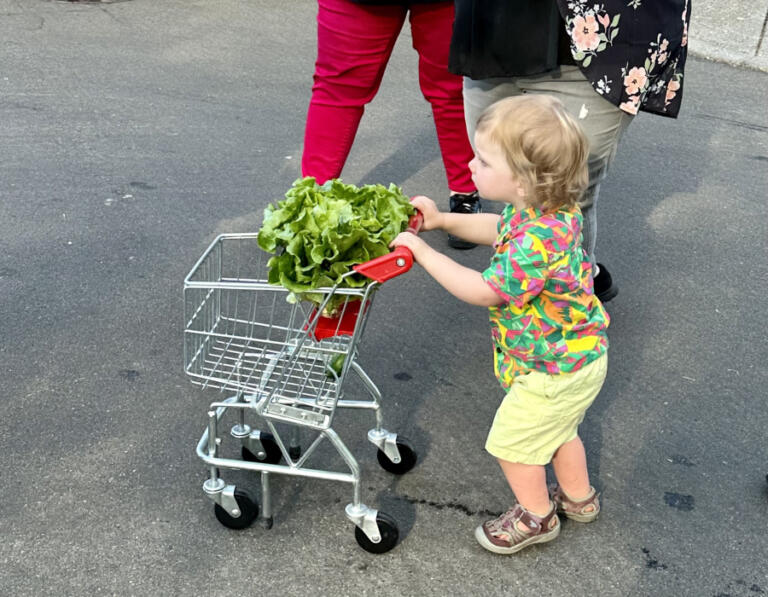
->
[549, 484, 600, 522]
[475, 502, 560, 554]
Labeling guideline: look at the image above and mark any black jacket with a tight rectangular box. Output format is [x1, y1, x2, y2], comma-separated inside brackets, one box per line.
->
[449, 0, 562, 79]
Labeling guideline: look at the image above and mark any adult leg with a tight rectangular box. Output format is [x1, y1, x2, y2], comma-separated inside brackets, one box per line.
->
[463, 69, 632, 267]
[462, 77, 522, 147]
[409, 2, 475, 194]
[512, 66, 633, 266]
[302, 0, 406, 183]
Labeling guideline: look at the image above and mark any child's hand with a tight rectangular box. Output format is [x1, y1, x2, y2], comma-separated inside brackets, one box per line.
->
[390, 231, 427, 258]
[410, 195, 443, 231]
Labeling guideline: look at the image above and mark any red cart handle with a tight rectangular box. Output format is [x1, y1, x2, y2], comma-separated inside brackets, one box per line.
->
[353, 210, 423, 283]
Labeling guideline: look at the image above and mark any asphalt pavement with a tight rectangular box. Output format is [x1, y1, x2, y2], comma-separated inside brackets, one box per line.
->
[1, 1, 767, 596]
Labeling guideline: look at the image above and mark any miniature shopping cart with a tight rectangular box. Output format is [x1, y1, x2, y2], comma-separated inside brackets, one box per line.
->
[183, 215, 421, 554]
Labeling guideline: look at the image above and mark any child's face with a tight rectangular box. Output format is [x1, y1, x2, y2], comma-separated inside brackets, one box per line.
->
[469, 132, 527, 209]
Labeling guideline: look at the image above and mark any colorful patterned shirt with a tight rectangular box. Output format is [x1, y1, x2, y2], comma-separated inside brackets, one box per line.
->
[482, 204, 609, 390]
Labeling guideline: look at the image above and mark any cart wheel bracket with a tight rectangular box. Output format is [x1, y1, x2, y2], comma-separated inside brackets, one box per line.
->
[243, 430, 268, 460]
[203, 482, 243, 519]
[345, 504, 381, 544]
[367, 429, 401, 464]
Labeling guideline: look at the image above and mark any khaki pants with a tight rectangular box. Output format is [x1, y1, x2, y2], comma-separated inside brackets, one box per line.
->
[463, 67, 633, 265]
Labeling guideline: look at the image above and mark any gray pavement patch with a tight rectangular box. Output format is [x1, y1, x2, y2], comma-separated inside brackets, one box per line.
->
[663, 492, 696, 511]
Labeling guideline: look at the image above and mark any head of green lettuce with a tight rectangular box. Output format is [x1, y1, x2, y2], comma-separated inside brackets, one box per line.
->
[257, 177, 415, 311]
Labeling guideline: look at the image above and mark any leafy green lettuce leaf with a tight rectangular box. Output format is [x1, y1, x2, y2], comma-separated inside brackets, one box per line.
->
[258, 177, 414, 311]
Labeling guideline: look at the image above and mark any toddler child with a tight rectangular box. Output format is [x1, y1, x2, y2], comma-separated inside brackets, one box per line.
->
[390, 94, 610, 554]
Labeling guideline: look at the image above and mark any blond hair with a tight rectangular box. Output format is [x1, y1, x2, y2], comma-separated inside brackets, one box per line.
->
[475, 95, 589, 211]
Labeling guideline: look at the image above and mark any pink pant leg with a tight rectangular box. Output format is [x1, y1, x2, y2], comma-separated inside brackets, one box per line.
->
[409, 3, 476, 193]
[302, 0, 406, 184]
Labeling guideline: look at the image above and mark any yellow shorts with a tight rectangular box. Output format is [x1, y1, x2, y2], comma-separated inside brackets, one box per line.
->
[485, 353, 608, 465]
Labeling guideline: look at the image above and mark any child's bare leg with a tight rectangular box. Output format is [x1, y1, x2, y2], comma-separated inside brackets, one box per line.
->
[497, 459, 550, 524]
[551, 436, 591, 498]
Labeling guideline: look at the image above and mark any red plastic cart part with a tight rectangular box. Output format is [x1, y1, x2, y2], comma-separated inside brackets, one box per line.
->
[353, 211, 423, 283]
[309, 299, 366, 341]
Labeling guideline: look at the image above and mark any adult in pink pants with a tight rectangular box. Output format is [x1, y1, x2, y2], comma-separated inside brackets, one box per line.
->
[302, 0, 481, 249]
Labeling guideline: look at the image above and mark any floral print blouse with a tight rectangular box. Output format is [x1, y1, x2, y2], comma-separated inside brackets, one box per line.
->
[558, 0, 690, 117]
[482, 204, 609, 391]
[450, 0, 691, 118]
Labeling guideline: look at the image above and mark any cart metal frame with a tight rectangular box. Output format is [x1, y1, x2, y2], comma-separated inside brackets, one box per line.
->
[184, 231, 418, 553]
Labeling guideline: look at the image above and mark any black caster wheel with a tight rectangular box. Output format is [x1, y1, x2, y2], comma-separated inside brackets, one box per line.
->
[376, 436, 417, 475]
[354, 511, 399, 554]
[214, 488, 258, 530]
[241, 432, 282, 465]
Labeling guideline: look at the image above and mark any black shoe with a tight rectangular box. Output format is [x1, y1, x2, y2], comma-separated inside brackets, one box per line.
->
[448, 191, 481, 250]
[594, 263, 618, 303]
